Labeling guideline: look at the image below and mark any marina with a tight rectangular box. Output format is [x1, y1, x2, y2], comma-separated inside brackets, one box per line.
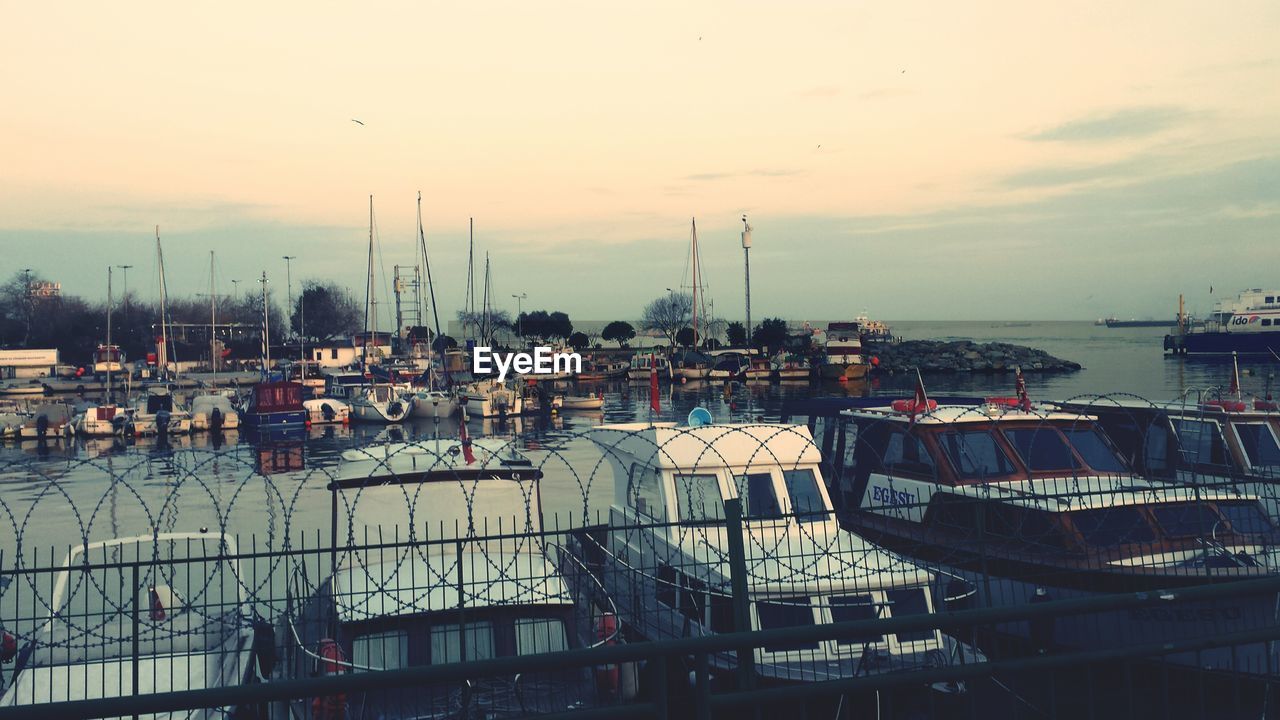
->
[4, 1, 1278, 716]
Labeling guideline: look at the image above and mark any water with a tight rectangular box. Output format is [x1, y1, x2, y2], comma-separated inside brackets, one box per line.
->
[2, 321, 1276, 558]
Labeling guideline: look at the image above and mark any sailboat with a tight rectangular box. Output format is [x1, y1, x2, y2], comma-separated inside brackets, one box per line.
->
[350, 196, 416, 423]
[76, 267, 128, 437]
[674, 218, 712, 381]
[128, 229, 193, 436]
[409, 192, 459, 419]
[190, 252, 241, 433]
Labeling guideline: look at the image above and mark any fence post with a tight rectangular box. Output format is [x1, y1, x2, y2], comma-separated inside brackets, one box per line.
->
[723, 498, 755, 690]
[131, 561, 140, 720]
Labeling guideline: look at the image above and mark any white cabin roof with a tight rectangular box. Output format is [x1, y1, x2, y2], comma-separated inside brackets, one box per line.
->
[843, 403, 1099, 425]
[590, 423, 822, 470]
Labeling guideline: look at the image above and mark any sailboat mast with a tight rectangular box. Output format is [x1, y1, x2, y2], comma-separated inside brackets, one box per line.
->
[106, 266, 113, 397]
[691, 218, 699, 349]
[156, 226, 171, 379]
[418, 191, 447, 387]
[261, 271, 271, 372]
[363, 195, 373, 373]
[210, 251, 217, 387]
[482, 253, 492, 344]
[467, 217, 475, 338]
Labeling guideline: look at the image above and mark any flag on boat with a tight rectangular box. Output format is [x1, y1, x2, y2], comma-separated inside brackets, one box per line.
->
[909, 369, 929, 425]
[459, 420, 476, 464]
[1229, 352, 1241, 398]
[1015, 366, 1031, 411]
[649, 366, 661, 414]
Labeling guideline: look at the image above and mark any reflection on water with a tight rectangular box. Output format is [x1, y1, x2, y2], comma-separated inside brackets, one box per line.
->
[2, 321, 1277, 558]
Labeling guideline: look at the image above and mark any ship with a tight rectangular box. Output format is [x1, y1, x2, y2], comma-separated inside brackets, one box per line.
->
[1103, 317, 1177, 328]
[1165, 289, 1280, 355]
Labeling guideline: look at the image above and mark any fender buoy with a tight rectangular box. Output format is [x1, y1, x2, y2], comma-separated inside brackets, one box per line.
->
[1203, 400, 1247, 413]
[594, 613, 620, 698]
[985, 397, 1022, 408]
[311, 638, 348, 719]
[1255, 400, 1279, 412]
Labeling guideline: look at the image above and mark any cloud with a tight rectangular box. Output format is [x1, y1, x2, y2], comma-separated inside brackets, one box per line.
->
[858, 87, 910, 101]
[683, 168, 801, 182]
[1023, 106, 1191, 143]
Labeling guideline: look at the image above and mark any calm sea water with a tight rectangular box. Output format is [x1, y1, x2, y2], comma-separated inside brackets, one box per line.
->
[2, 321, 1276, 557]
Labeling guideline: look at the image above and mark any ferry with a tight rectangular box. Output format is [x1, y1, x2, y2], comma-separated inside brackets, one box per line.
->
[1166, 289, 1280, 355]
[0, 533, 271, 717]
[785, 394, 1280, 673]
[568, 416, 985, 702]
[283, 437, 616, 718]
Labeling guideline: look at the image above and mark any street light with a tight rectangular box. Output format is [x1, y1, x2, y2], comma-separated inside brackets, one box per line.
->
[511, 293, 527, 338]
[282, 256, 297, 338]
[21, 268, 32, 345]
[231, 279, 240, 299]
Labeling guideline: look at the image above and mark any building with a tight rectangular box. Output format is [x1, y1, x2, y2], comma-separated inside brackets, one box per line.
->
[0, 348, 59, 379]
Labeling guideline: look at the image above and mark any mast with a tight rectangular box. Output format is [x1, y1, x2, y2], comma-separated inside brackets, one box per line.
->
[691, 218, 699, 349]
[362, 195, 373, 373]
[156, 226, 171, 380]
[209, 251, 218, 388]
[106, 266, 113, 398]
[466, 218, 475, 340]
[418, 191, 446, 386]
[482, 253, 492, 345]
[741, 216, 752, 347]
[259, 271, 271, 374]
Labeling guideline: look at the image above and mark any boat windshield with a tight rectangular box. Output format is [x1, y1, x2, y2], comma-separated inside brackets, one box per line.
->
[1218, 501, 1280, 540]
[675, 474, 725, 522]
[1002, 428, 1076, 472]
[1062, 427, 1128, 473]
[1149, 503, 1221, 539]
[782, 469, 827, 519]
[733, 472, 783, 519]
[1232, 423, 1280, 472]
[755, 598, 819, 652]
[1171, 418, 1231, 468]
[939, 430, 1016, 480]
[1067, 507, 1156, 547]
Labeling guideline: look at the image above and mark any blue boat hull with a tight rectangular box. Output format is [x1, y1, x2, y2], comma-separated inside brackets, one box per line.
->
[242, 409, 308, 428]
[1166, 331, 1280, 355]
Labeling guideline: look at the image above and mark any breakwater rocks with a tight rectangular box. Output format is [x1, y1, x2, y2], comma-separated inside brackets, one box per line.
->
[871, 340, 1081, 374]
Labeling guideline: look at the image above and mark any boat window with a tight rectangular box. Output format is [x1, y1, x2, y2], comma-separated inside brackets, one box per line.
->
[1143, 420, 1173, 476]
[353, 630, 409, 670]
[939, 430, 1016, 480]
[675, 474, 724, 521]
[828, 595, 884, 644]
[629, 464, 667, 521]
[1171, 419, 1230, 468]
[1265, 319, 1274, 327]
[1068, 507, 1156, 547]
[1003, 427, 1076, 472]
[984, 504, 1069, 550]
[430, 621, 495, 664]
[1218, 501, 1280, 539]
[1268, 296, 1275, 304]
[1063, 427, 1128, 474]
[1232, 423, 1280, 469]
[756, 598, 819, 652]
[734, 473, 783, 519]
[881, 431, 936, 478]
[1151, 503, 1221, 539]
[885, 588, 935, 643]
[514, 618, 569, 655]
[783, 469, 827, 519]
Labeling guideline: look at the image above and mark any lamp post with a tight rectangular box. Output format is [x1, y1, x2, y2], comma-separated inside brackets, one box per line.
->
[114, 265, 133, 320]
[21, 268, 32, 345]
[231, 279, 240, 299]
[282, 255, 296, 339]
[511, 293, 527, 340]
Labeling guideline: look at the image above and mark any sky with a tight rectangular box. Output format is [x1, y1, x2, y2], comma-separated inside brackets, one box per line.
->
[2, 1, 1278, 323]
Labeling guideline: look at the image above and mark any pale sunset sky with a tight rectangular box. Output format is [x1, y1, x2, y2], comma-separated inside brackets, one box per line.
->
[3, 1, 1278, 322]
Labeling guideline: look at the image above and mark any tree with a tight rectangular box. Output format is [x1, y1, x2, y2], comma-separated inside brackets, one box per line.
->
[676, 326, 699, 347]
[751, 317, 790, 351]
[601, 320, 636, 347]
[568, 331, 590, 350]
[433, 335, 457, 352]
[516, 309, 572, 343]
[293, 281, 361, 342]
[726, 321, 747, 347]
[641, 292, 692, 349]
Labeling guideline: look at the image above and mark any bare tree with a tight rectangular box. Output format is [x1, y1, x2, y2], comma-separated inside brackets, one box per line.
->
[641, 292, 692, 349]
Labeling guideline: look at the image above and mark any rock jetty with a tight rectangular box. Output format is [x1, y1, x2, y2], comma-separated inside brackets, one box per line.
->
[869, 340, 1081, 374]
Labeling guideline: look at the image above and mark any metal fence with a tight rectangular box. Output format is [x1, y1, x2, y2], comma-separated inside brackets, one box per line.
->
[0, 395, 1279, 718]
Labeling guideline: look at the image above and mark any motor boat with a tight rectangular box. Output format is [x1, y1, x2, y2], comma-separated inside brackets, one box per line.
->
[821, 322, 869, 381]
[18, 403, 75, 439]
[73, 403, 128, 437]
[409, 388, 458, 420]
[282, 437, 616, 718]
[0, 532, 272, 718]
[455, 379, 523, 418]
[128, 387, 192, 436]
[190, 392, 241, 432]
[627, 353, 671, 382]
[303, 397, 351, 425]
[567, 415, 984, 697]
[349, 383, 415, 424]
[241, 380, 308, 432]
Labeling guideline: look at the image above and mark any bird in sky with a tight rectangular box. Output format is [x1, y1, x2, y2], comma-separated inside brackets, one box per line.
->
[351, 118, 365, 126]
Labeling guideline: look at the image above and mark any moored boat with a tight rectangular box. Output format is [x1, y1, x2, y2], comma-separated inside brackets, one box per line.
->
[190, 392, 241, 432]
[821, 322, 869, 381]
[1166, 289, 1280, 355]
[241, 380, 308, 431]
[455, 378, 523, 418]
[129, 387, 192, 436]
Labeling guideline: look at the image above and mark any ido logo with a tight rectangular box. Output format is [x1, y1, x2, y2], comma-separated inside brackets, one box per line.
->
[1231, 314, 1260, 326]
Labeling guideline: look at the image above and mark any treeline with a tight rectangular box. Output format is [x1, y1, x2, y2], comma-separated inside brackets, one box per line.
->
[0, 271, 362, 365]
